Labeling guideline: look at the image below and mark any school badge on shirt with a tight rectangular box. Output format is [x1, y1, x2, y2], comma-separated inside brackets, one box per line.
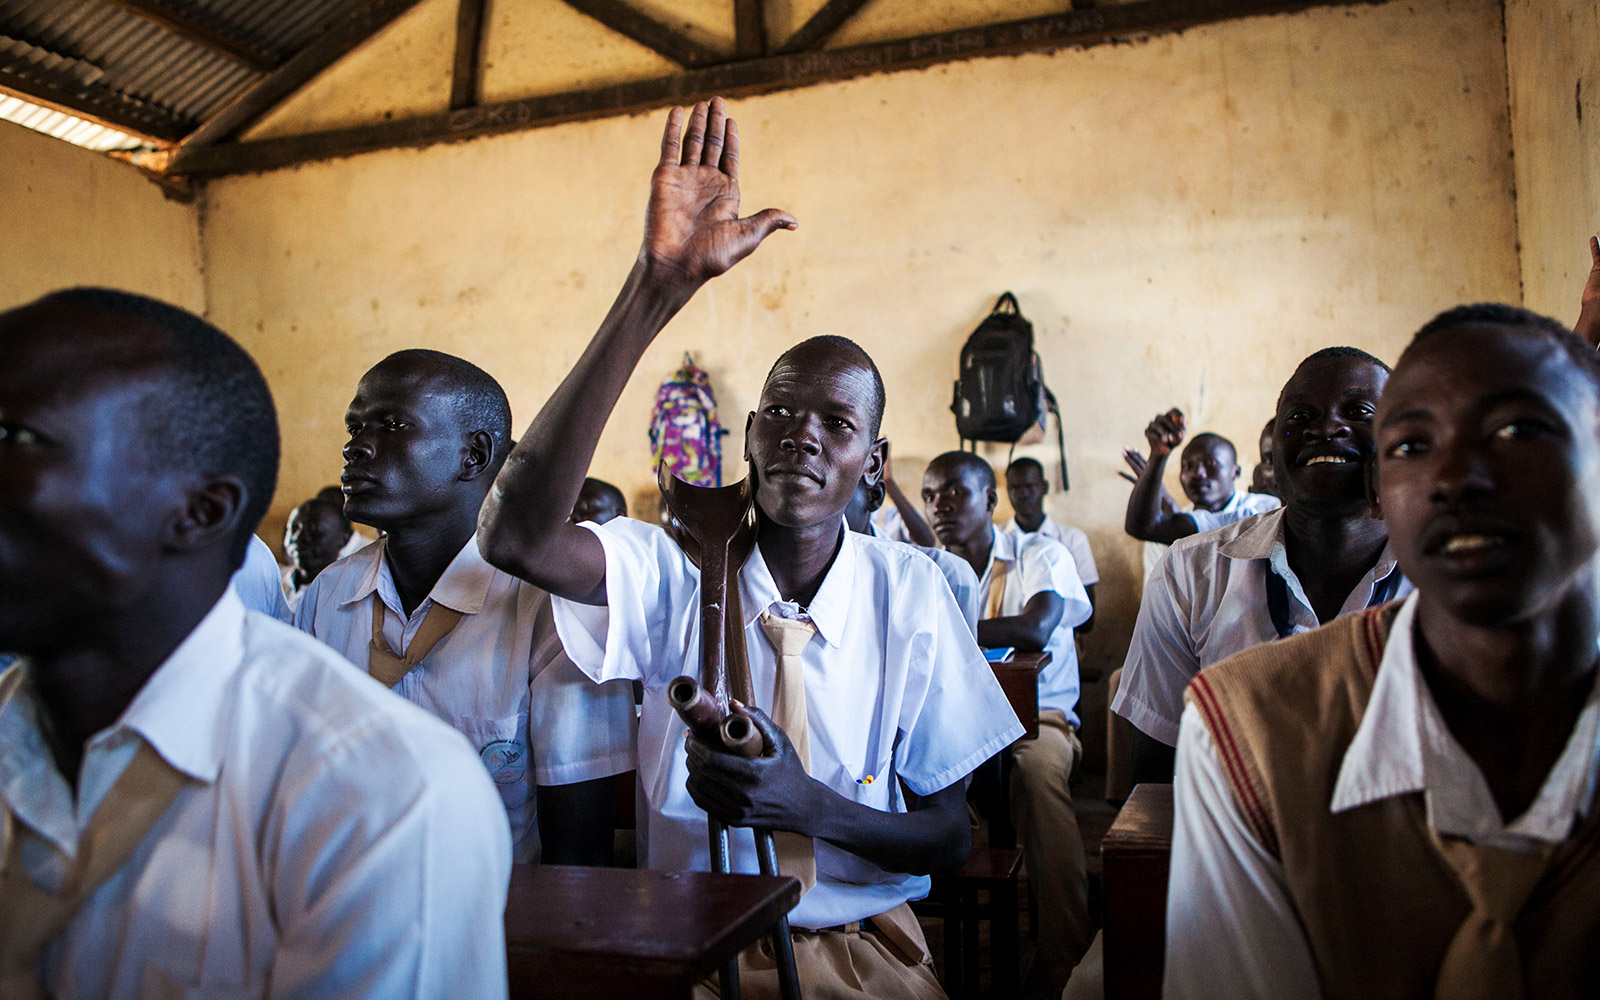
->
[479, 739, 527, 786]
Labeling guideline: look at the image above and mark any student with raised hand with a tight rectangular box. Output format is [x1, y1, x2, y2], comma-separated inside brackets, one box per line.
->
[294, 349, 636, 865]
[922, 451, 1093, 999]
[843, 471, 980, 636]
[1004, 456, 1098, 631]
[1166, 305, 1600, 1000]
[478, 98, 1021, 1000]
[1125, 409, 1281, 545]
[1113, 348, 1411, 785]
[0, 289, 510, 999]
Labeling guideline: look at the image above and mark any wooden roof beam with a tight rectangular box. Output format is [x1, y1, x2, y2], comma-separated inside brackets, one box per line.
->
[101, 0, 281, 72]
[450, 0, 488, 109]
[734, 0, 767, 59]
[775, 0, 874, 54]
[562, 0, 724, 69]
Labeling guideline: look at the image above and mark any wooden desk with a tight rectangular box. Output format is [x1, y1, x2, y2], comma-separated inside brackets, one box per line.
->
[505, 864, 801, 1000]
[1101, 783, 1174, 1000]
[990, 650, 1049, 741]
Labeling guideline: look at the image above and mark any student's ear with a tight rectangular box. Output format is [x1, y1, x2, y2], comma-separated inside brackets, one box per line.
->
[460, 430, 495, 482]
[743, 411, 755, 461]
[986, 486, 998, 513]
[167, 476, 246, 553]
[860, 437, 888, 488]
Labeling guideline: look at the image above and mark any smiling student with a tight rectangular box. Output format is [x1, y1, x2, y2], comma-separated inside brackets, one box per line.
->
[478, 99, 1021, 1000]
[1165, 304, 1600, 999]
[293, 349, 637, 865]
[1113, 348, 1411, 784]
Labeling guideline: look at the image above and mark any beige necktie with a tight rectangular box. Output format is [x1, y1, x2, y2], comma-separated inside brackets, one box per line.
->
[0, 740, 188, 1000]
[368, 599, 464, 688]
[758, 610, 818, 894]
[1431, 835, 1555, 1000]
[984, 559, 1011, 621]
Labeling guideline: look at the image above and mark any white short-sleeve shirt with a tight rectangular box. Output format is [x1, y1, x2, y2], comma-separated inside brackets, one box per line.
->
[294, 534, 637, 861]
[231, 534, 292, 622]
[866, 523, 980, 636]
[1004, 515, 1098, 587]
[1141, 492, 1282, 582]
[1113, 507, 1409, 747]
[979, 529, 1093, 723]
[1164, 592, 1600, 1000]
[0, 589, 511, 1000]
[551, 517, 1023, 929]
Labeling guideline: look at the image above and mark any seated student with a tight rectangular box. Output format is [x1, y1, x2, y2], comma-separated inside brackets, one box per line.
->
[1003, 456, 1099, 631]
[478, 98, 1022, 1000]
[570, 476, 628, 525]
[281, 495, 353, 609]
[316, 484, 378, 557]
[0, 288, 509, 999]
[1249, 418, 1278, 497]
[294, 349, 636, 865]
[1125, 410, 1281, 545]
[229, 533, 293, 621]
[922, 451, 1094, 997]
[1166, 304, 1600, 999]
[1113, 348, 1411, 785]
[843, 473, 981, 635]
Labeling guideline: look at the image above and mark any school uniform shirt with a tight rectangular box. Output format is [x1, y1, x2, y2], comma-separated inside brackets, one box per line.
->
[293, 534, 637, 862]
[550, 517, 1024, 930]
[866, 522, 981, 636]
[871, 504, 913, 543]
[339, 526, 378, 559]
[1141, 491, 1283, 582]
[0, 587, 511, 1000]
[231, 534, 292, 622]
[1164, 592, 1600, 1000]
[1003, 515, 1098, 587]
[978, 528, 1094, 725]
[1114, 506, 1409, 746]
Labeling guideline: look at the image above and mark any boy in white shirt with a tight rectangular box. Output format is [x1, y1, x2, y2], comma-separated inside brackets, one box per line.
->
[295, 348, 636, 864]
[1166, 304, 1600, 999]
[1003, 456, 1098, 631]
[923, 451, 1094, 999]
[1114, 348, 1409, 785]
[478, 98, 1022, 1000]
[844, 473, 981, 635]
[0, 288, 509, 1000]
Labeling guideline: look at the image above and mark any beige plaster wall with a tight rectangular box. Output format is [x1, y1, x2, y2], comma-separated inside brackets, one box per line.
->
[1505, 0, 1600, 324]
[200, 0, 1520, 706]
[0, 120, 204, 313]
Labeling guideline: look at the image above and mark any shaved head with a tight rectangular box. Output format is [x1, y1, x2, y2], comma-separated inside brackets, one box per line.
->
[369, 349, 512, 466]
[765, 336, 885, 436]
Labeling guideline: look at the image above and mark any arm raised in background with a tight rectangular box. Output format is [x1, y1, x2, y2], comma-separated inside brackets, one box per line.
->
[478, 99, 797, 602]
[1576, 235, 1600, 349]
[1125, 409, 1201, 544]
[882, 446, 938, 548]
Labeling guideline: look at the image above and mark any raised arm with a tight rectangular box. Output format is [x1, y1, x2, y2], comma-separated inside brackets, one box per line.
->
[1125, 409, 1200, 544]
[1576, 235, 1600, 349]
[479, 99, 796, 602]
[882, 447, 937, 547]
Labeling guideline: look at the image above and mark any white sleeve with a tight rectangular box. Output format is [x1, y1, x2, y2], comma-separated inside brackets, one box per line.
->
[1064, 528, 1099, 587]
[1016, 538, 1092, 629]
[528, 654, 638, 785]
[268, 723, 512, 1000]
[234, 535, 293, 623]
[1164, 703, 1321, 1000]
[1188, 495, 1280, 534]
[929, 549, 981, 637]
[1111, 550, 1200, 746]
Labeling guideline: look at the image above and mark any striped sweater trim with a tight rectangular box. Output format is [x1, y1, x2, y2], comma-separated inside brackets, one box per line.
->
[1190, 672, 1281, 857]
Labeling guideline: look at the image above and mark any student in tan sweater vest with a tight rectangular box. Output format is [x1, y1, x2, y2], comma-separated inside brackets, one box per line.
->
[1165, 303, 1600, 1000]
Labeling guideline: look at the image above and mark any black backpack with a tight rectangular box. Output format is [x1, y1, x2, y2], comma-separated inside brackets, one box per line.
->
[950, 292, 1069, 490]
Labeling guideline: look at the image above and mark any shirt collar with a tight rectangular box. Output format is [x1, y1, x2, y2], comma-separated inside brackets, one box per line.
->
[1332, 591, 1600, 845]
[742, 520, 856, 648]
[336, 533, 495, 616]
[1217, 507, 1403, 587]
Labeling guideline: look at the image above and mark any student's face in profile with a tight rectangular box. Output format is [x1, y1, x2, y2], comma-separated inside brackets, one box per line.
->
[922, 461, 996, 548]
[1273, 357, 1388, 516]
[1004, 465, 1047, 520]
[1178, 438, 1239, 512]
[569, 482, 623, 525]
[745, 352, 884, 529]
[0, 303, 186, 654]
[285, 502, 350, 577]
[341, 364, 474, 529]
[1377, 326, 1600, 624]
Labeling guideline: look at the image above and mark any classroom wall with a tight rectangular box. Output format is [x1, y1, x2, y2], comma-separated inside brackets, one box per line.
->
[1505, 0, 1600, 323]
[199, 0, 1520, 715]
[0, 120, 204, 313]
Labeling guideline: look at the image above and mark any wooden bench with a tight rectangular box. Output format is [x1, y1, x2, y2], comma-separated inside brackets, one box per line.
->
[1100, 783, 1174, 1000]
[913, 847, 1024, 1000]
[505, 864, 801, 999]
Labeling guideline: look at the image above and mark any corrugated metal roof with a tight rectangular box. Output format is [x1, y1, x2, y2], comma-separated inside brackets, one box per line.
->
[0, 0, 357, 147]
[0, 92, 141, 150]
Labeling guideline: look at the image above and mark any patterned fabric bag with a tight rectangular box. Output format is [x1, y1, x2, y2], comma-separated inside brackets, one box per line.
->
[650, 354, 728, 487]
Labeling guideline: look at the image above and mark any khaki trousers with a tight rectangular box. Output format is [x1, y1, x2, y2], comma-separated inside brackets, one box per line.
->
[1010, 710, 1091, 997]
[694, 902, 946, 1000]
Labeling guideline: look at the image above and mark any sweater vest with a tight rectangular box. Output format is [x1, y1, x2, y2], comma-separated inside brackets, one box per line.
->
[1184, 604, 1600, 1000]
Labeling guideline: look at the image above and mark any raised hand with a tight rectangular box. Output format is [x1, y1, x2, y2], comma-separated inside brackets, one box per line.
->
[1144, 408, 1187, 459]
[1577, 235, 1600, 348]
[641, 98, 798, 290]
[1119, 448, 1148, 483]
